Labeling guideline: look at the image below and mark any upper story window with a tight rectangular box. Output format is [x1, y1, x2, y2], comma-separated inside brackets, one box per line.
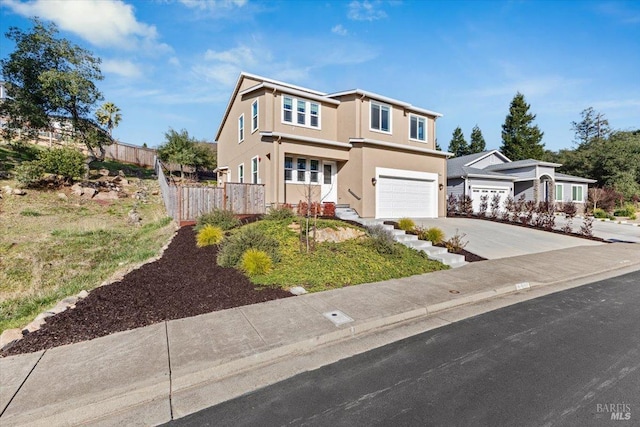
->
[409, 115, 426, 142]
[251, 100, 258, 132]
[238, 114, 244, 143]
[371, 101, 391, 133]
[282, 95, 320, 129]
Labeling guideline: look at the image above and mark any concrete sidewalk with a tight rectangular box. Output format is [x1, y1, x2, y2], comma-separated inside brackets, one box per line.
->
[1, 243, 639, 426]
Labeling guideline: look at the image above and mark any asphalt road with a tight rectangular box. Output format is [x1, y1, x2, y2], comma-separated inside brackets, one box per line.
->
[165, 270, 640, 427]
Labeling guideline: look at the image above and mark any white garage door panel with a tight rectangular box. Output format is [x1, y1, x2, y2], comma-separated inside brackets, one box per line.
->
[377, 175, 436, 218]
[471, 187, 509, 212]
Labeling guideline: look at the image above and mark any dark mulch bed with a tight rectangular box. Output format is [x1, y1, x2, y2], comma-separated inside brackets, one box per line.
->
[1, 227, 292, 357]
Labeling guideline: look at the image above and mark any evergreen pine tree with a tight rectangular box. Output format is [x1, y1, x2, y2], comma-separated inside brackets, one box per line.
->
[571, 107, 610, 148]
[435, 140, 442, 151]
[448, 126, 470, 157]
[500, 92, 545, 160]
[469, 125, 486, 153]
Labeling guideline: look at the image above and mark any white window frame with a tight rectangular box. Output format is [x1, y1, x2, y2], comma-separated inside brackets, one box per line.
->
[370, 101, 392, 134]
[409, 114, 427, 142]
[284, 156, 324, 184]
[238, 163, 244, 184]
[571, 185, 583, 202]
[281, 95, 321, 129]
[238, 114, 244, 143]
[555, 184, 563, 202]
[251, 100, 258, 133]
[251, 156, 259, 184]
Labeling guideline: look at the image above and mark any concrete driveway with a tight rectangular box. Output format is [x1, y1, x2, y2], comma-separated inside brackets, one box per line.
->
[410, 217, 604, 260]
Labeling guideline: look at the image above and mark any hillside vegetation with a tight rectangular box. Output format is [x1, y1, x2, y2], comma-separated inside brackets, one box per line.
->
[0, 142, 175, 333]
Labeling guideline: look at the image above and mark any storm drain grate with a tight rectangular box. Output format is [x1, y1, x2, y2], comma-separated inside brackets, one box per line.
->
[323, 310, 354, 326]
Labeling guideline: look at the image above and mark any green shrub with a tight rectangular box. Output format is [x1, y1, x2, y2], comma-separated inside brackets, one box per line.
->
[196, 225, 224, 247]
[217, 225, 280, 268]
[365, 224, 398, 255]
[38, 147, 85, 181]
[613, 204, 636, 218]
[196, 209, 241, 231]
[416, 226, 445, 244]
[264, 205, 295, 221]
[13, 161, 45, 188]
[240, 249, 273, 276]
[445, 229, 468, 253]
[593, 208, 609, 219]
[397, 217, 415, 232]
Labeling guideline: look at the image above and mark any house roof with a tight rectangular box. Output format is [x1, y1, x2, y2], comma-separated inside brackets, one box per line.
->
[327, 89, 443, 118]
[555, 172, 597, 184]
[447, 150, 508, 177]
[484, 158, 562, 171]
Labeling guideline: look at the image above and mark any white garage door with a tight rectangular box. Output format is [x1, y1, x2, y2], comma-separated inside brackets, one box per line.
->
[376, 168, 437, 218]
[471, 187, 509, 212]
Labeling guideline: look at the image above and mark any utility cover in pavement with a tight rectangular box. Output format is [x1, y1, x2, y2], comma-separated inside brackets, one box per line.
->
[323, 310, 354, 326]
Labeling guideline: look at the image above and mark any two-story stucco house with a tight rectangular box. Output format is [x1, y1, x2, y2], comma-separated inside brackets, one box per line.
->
[447, 150, 596, 212]
[215, 73, 450, 218]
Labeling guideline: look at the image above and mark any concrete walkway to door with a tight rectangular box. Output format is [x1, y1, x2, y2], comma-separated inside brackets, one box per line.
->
[410, 217, 603, 260]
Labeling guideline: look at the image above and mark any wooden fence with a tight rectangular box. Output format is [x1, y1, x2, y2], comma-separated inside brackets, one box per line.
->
[156, 160, 265, 224]
[105, 142, 157, 167]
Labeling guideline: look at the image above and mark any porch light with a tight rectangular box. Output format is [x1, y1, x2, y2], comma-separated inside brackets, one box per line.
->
[371, 177, 377, 186]
[439, 183, 444, 190]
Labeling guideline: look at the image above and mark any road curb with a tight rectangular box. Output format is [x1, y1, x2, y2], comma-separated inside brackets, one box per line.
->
[170, 259, 640, 410]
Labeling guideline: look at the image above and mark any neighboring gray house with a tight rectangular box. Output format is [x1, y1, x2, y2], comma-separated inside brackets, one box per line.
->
[447, 150, 596, 213]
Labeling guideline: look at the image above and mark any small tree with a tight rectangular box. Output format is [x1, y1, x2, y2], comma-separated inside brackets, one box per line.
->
[500, 92, 545, 161]
[490, 193, 501, 218]
[157, 128, 215, 179]
[469, 125, 486, 154]
[96, 102, 122, 137]
[448, 127, 470, 157]
[478, 194, 489, 217]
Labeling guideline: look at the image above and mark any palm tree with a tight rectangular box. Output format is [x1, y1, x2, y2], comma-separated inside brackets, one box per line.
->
[96, 102, 122, 137]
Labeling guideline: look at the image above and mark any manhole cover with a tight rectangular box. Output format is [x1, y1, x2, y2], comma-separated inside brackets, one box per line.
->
[323, 310, 354, 326]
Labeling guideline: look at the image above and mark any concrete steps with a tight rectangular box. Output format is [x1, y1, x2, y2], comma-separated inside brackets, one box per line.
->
[334, 213, 468, 269]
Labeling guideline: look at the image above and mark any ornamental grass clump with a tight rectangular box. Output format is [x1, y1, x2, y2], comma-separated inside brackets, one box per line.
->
[241, 249, 273, 276]
[397, 217, 416, 232]
[217, 225, 280, 268]
[365, 224, 397, 255]
[196, 209, 241, 231]
[416, 226, 445, 245]
[196, 225, 224, 247]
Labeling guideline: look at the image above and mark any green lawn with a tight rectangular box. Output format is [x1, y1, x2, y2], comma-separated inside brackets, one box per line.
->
[239, 219, 448, 292]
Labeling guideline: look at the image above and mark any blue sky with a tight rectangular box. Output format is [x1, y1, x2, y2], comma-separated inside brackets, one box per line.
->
[1, 0, 639, 152]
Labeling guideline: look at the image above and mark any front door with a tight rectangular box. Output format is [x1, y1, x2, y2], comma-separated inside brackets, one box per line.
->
[321, 161, 337, 203]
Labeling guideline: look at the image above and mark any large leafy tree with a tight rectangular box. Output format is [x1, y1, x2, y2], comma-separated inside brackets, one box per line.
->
[469, 124, 486, 154]
[448, 126, 470, 157]
[157, 128, 216, 179]
[571, 107, 610, 148]
[0, 18, 111, 159]
[96, 102, 122, 137]
[500, 92, 545, 161]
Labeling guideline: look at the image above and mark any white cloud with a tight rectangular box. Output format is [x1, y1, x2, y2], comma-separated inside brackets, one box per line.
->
[178, 0, 247, 10]
[2, 0, 169, 52]
[204, 45, 259, 67]
[169, 57, 181, 67]
[332, 24, 348, 36]
[192, 63, 240, 86]
[347, 0, 387, 21]
[102, 59, 143, 78]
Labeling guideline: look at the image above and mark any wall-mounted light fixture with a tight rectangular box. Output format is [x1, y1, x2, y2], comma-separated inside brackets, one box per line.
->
[439, 183, 444, 191]
[371, 177, 377, 186]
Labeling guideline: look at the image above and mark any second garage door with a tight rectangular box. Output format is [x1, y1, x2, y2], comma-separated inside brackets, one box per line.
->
[376, 168, 437, 218]
[471, 187, 509, 212]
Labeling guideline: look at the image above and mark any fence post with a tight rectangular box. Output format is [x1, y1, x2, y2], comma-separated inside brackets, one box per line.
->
[223, 182, 227, 211]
